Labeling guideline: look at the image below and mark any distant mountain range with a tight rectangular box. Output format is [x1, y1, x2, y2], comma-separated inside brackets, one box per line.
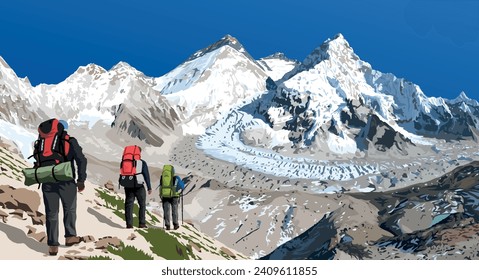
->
[1, 33, 478, 161]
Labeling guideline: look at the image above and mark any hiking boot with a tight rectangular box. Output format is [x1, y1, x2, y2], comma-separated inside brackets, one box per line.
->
[48, 246, 58, 256]
[165, 225, 170, 230]
[65, 236, 82, 246]
[139, 224, 148, 228]
[126, 224, 133, 229]
[173, 224, 180, 230]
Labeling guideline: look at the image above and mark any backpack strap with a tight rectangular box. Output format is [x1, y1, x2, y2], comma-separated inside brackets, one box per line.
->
[51, 164, 59, 182]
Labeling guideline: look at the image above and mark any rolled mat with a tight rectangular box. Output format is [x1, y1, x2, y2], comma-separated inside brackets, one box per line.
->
[22, 162, 74, 186]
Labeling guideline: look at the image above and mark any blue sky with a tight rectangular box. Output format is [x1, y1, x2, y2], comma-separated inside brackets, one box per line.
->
[0, 0, 478, 100]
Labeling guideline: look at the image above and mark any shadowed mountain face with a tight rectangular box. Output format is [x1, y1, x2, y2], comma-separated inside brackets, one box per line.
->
[262, 162, 479, 260]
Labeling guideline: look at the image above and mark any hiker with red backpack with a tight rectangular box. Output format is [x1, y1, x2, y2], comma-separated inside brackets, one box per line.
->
[27, 119, 87, 256]
[118, 145, 152, 229]
[159, 165, 185, 230]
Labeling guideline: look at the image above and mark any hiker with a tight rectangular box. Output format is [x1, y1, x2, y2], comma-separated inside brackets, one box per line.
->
[119, 145, 152, 229]
[32, 119, 87, 256]
[159, 165, 185, 230]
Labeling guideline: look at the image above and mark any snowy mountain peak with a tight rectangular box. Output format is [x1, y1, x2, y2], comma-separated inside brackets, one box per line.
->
[332, 33, 345, 40]
[75, 63, 107, 76]
[108, 61, 147, 79]
[20, 76, 31, 86]
[186, 34, 255, 62]
[450, 91, 478, 106]
[111, 61, 136, 72]
[0, 56, 10, 69]
[303, 33, 357, 69]
[0, 56, 18, 79]
[262, 52, 297, 63]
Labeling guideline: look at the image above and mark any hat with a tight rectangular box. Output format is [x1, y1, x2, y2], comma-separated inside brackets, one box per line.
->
[59, 119, 69, 130]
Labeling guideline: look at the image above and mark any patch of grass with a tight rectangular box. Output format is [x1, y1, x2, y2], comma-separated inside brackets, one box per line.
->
[0, 173, 14, 180]
[0, 156, 22, 174]
[87, 255, 113, 260]
[107, 242, 154, 260]
[96, 189, 151, 227]
[182, 224, 215, 245]
[220, 250, 233, 260]
[137, 228, 198, 260]
[96, 189, 124, 209]
[171, 231, 229, 258]
[148, 212, 160, 223]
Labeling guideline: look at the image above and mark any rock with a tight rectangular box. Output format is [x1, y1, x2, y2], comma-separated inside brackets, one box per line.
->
[95, 236, 122, 249]
[0, 209, 8, 223]
[104, 180, 115, 192]
[66, 250, 82, 255]
[82, 235, 96, 243]
[127, 233, 136, 241]
[26, 226, 47, 243]
[14, 188, 41, 213]
[10, 209, 24, 219]
[220, 247, 236, 259]
[31, 213, 45, 226]
[184, 220, 196, 228]
[189, 241, 202, 252]
[26, 225, 37, 234]
[60, 255, 89, 260]
[0, 185, 41, 217]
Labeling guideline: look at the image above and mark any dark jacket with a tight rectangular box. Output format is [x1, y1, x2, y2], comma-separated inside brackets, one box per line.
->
[140, 159, 152, 191]
[66, 137, 87, 183]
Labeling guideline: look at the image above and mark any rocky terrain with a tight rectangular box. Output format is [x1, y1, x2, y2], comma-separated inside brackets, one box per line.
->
[262, 161, 479, 260]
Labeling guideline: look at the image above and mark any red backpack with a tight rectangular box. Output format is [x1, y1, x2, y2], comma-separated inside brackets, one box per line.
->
[119, 145, 144, 188]
[31, 119, 71, 167]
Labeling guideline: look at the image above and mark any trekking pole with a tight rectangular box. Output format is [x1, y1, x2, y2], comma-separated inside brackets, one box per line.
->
[161, 199, 166, 230]
[181, 191, 184, 225]
[181, 183, 187, 226]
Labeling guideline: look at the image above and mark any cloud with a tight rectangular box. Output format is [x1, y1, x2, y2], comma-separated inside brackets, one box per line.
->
[405, 0, 479, 45]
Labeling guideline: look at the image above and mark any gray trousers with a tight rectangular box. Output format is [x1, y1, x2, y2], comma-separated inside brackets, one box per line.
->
[162, 197, 179, 227]
[42, 181, 77, 246]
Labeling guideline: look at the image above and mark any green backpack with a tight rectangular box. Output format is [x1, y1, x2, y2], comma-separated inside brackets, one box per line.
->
[160, 165, 178, 198]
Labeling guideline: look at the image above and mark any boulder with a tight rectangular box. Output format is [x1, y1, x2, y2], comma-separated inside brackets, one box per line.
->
[104, 180, 115, 192]
[95, 236, 122, 249]
[0, 209, 8, 223]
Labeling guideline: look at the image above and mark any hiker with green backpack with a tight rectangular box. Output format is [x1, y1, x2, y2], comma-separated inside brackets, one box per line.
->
[159, 165, 185, 230]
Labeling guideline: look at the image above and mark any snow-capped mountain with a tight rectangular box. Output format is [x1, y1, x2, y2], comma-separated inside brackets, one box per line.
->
[34, 62, 157, 128]
[0, 56, 182, 158]
[251, 34, 479, 156]
[0, 57, 47, 128]
[257, 52, 299, 81]
[1, 33, 479, 160]
[153, 35, 270, 134]
[111, 85, 181, 147]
